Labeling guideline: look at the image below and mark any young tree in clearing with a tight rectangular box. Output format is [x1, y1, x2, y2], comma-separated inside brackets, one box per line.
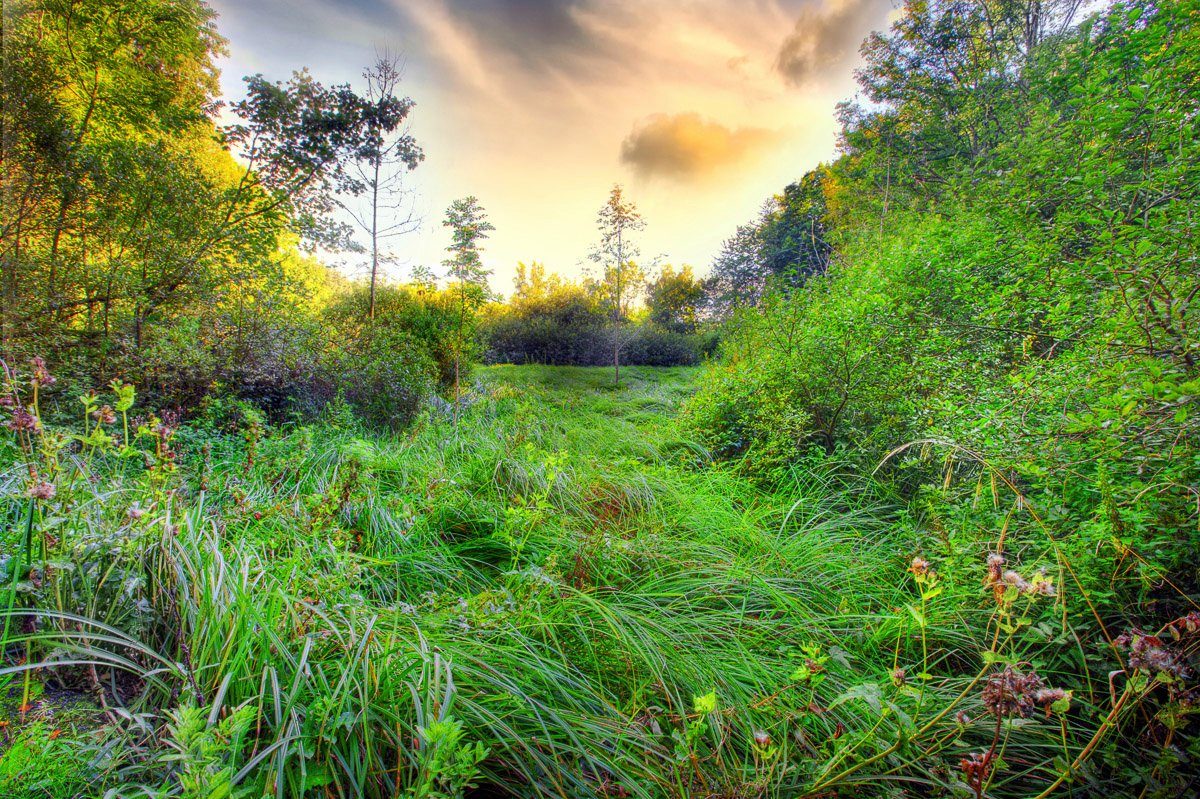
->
[341, 54, 424, 320]
[590, 185, 646, 386]
[442, 196, 494, 422]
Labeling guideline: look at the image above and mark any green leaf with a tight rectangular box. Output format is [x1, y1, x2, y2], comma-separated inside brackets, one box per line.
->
[693, 691, 717, 715]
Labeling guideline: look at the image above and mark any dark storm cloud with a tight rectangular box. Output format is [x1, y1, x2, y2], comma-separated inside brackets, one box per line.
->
[775, 0, 890, 87]
[443, 0, 590, 44]
[438, 0, 623, 74]
[620, 113, 781, 180]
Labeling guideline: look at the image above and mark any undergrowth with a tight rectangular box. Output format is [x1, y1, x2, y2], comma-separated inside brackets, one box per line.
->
[1, 363, 1197, 798]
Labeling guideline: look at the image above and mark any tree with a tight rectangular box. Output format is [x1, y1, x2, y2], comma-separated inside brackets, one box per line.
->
[0, 0, 229, 357]
[647, 265, 704, 333]
[339, 54, 424, 319]
[706, 219, 767, 318]
[224, 70, 385, 251]
[589, 185, 646, 386]
[758, 170, 832, 284]
[441, 196, 494, 420]
[705, 169, 831, 319]
[0, 0, 395, 376]
[844, 0, 1087, 207]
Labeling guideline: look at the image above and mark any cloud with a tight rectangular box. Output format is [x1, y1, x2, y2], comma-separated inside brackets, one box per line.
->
[620, 113, 782, 180]
[775, 0, 889, 87]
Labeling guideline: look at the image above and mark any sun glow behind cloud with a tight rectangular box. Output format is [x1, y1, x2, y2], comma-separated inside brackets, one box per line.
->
[208, 0, 894, 294]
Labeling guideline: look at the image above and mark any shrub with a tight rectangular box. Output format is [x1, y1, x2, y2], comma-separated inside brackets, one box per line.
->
[481, 263, 709, 367]
[320, 286, 450, 429]
[609, 324, 703, 367]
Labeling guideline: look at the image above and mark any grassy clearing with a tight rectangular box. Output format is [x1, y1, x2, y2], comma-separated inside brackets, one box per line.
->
[0, 366, 1150, 797]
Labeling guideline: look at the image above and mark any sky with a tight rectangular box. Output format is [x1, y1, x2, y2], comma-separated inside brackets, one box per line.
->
[207, 0, 897, 295]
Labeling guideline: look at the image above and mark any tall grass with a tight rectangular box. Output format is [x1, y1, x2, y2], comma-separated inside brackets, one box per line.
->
[1, 366, 1188, 797]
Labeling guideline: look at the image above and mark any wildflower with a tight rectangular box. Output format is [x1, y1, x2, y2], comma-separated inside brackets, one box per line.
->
[981, 666, 1044, 718]
[6, 407, 40, 433]
[1121, 633, 1188, 679]
[955, 710, 971, 725]
[0, 396, 13, 408]
[753, 730, 772, 748]
[127, 505, 145, 521]
[1168, 611, 1200, 637]
[909, 556, 931, 577]
[960, 751, 993, 792]
[890, 667, 908, 687]
[1034, 687, 1070, 716]
[1001, 569, 1032, 594]
[1035, 687, 1065, 706]
[1029, 570, 1056, 597]
[93, 404, 117, 424]
[986, 552, 1006, 583]
[27, 481, 56, 501]
[30, 357, 55, 387]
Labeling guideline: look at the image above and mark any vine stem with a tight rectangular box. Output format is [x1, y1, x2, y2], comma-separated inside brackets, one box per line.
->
[806, 664, 991, 795]
[1028, 683, 1140, 799]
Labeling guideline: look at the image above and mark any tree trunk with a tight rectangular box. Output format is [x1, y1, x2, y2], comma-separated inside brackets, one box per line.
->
[368, 156, 381, 319]
[613, 228, 622, 387]
[453, 354, 460, 427]
[613, 325, 620, 387]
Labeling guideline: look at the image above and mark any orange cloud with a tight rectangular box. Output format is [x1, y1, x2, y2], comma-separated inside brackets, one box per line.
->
[620, 113, 783, 180]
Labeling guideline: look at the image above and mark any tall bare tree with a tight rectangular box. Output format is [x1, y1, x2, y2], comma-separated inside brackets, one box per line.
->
[341, 53, 423, 319]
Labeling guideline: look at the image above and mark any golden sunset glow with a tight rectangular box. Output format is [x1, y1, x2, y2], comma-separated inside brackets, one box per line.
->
[209, 0, 894, 292]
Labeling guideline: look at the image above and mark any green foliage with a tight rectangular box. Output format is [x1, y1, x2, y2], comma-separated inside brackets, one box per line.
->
[8, 364, 1190, 798]
[412, 719, 489, 799]
[321, 284, 454, 428]
[158, 704, 256, 799]
[646, 265, 704, 334]
[484, 262, 710, 367]
[693, 0, 1200, 524]
[680, 357, 812, 478]
[0, 723, 93, 799]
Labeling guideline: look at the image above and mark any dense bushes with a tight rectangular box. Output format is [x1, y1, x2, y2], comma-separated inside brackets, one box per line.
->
[485, 316, 710, 367]
[28, 276, 461, 429]
[482, 262, 713, 367]
[686, 0, 1200, 674]
[319, 285, 458, 428]
[481, 277, 607, 365]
